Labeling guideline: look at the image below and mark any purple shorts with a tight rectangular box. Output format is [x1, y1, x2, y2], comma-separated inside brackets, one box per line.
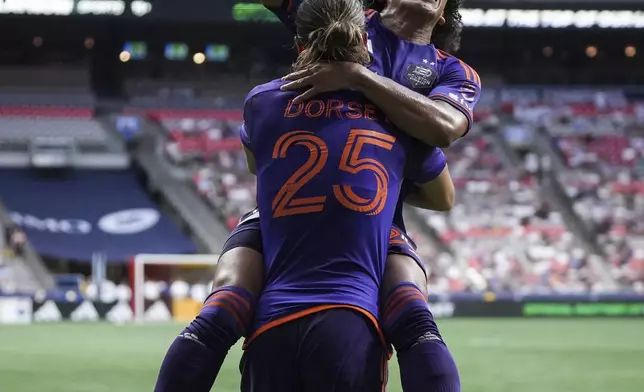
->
[240, 308, 387, 392]
[223, 208, 425, 275]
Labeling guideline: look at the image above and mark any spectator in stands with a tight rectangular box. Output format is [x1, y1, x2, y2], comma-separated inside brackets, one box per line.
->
[158, 86, 644, 294]
[9, 228, 26, 257]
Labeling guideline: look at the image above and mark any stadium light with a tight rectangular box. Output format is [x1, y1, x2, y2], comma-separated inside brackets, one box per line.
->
[119, 50, 131, 63]
[625, 46, 637, 58]
[585, 45, 598, 58]
[193, 52, 206, 65]
[32, 37, 43, 47]
[84, 37, 95, 49]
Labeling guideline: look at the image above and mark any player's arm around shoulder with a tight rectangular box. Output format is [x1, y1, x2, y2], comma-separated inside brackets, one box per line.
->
[406, 166, 455, 212]
[427, 55, 482, 142]
[240, 81, 285, 175]
[240, 89, 262, 176]
[240, 122, 257, 175]
[350, 63, 474, 149]
[244, 147, 257, 175]
[403, 146, 455, 211]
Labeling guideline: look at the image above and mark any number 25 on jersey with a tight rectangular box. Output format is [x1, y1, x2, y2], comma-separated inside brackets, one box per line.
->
[272, 129, 396, 218]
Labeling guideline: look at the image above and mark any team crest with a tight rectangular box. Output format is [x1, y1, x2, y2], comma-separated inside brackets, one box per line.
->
[404, 64, 437, 90]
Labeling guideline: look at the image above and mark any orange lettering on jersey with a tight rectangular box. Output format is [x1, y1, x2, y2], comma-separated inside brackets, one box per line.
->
[326, 99, 344, 119]
[346, 102, 363, 119]
[305, 100, 325, 118]
[364, 104, 378, 121]
[284, 100, 303, 118]
[333, 130, 396, 216]
[284, 99, 388, 122]
[272, 131, 328, 218]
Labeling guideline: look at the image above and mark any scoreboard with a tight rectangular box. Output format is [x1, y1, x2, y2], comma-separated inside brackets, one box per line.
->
[0, 0, 153, 17]
[0, 0, 237, 20]
[0, 0, 222, 19]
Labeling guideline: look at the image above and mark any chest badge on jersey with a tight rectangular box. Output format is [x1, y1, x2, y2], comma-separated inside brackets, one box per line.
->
[404, 64, 437, 90]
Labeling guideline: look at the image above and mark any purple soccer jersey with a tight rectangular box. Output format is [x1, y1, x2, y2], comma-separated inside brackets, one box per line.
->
[267, 3, 481, 132]
[240, 80, 446, 344]
[363, 9, 481, 135]
[266, 2, 481, 230]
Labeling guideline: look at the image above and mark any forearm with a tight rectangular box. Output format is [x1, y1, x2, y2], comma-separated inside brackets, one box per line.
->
[353, 67, 461, 148]
[404, 190, 432, 209]
[404, 188, 452, 212]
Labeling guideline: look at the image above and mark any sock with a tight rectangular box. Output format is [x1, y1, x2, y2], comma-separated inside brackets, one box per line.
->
[153, 334, 222, 392]
[397, 339, 460, 392]
[382, 283, 439, 351]
[381, 283, 459, 392]
[153, 286, 255, 392]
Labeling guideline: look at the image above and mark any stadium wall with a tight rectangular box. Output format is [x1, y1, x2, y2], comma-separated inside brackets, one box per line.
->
[3, 295, 644, 325]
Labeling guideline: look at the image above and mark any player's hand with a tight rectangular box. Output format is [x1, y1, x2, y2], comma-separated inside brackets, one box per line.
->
[280, 62, 363, 104]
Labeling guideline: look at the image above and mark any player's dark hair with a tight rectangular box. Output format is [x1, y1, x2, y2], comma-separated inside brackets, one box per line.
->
[294, 0, 370, 70]
[365, 0, 464, 53]
[432, 0, 463, 53]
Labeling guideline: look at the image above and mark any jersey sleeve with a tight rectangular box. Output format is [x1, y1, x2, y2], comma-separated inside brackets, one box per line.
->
[240, 94, 255, 150]
[240, 122, 251, 149]
[241, 80, 284, 150]
[265, 0, 301, 33]
[429, 57, 482, 136]
[404, 146, 447, 185]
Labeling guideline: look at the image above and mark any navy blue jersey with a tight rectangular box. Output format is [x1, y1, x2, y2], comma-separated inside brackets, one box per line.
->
[241, 80, 446, 342]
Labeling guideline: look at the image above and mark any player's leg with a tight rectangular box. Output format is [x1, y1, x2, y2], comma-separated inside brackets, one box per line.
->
[381, 227, 460, 392]
[299, 309, 387, 392]
[240, 321, 299, 392]
[154, 215, 264, 392]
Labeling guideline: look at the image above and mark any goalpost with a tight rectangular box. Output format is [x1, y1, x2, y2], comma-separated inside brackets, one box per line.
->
[130, 254, 219, 323]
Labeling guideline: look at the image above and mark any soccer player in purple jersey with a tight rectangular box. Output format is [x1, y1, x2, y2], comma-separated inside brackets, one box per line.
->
[238, 0, 451, 389]
[271, 1, 479, 391]
[153, 0, 478, 391]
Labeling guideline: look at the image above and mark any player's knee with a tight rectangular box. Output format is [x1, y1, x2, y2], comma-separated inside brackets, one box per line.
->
[381, 253, 428, 301]
[213, 247, 264, 298]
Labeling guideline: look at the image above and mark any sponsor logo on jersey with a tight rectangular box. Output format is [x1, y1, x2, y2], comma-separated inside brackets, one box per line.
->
[404, 63, 438, 90]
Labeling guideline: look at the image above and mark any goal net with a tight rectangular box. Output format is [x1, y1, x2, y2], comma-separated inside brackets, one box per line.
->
[130, 254, 219, 323]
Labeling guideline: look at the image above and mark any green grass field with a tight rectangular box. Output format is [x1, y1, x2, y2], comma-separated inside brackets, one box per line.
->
[1, 319, 643, 392]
